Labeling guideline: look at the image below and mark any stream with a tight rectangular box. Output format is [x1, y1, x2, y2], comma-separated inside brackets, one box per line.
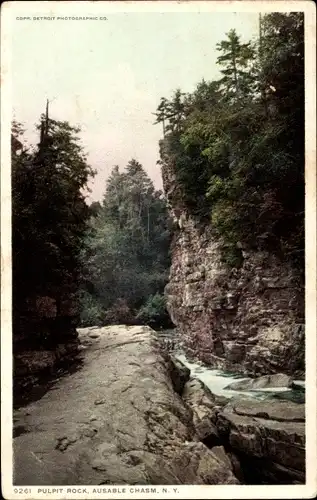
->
[158, 328, 304, 404]
[173, 349, 305, 404]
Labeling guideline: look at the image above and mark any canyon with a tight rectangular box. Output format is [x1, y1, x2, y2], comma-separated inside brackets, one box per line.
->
[12, 157, 306, 488]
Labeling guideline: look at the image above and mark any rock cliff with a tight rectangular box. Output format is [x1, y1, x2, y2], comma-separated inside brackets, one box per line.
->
[216, 398, 305, 484]
[13, 292, 80, 395]
[162, 157, 305, 377]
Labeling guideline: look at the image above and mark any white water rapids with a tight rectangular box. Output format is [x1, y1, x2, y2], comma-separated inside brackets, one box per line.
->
[174, 351, 305, 403]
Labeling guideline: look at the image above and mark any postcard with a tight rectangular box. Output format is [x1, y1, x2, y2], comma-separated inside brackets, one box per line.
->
[1, 1, 316, 499]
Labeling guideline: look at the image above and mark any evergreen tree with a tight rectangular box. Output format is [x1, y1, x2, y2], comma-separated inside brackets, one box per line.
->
[153, 97, 170, 136]
[216, 29, 256, 101]
[80, 159, 172, 327]
[167, 89, 186, 133]
[156, 13, 304, 270]
[12, 112, 95, 346]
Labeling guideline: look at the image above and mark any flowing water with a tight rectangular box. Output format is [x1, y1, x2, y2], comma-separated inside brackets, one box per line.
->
[173, 350, 305, 404]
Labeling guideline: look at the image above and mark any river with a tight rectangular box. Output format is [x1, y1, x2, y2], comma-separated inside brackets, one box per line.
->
[156, 328, 305, 404]
[173, 349, 305, 404]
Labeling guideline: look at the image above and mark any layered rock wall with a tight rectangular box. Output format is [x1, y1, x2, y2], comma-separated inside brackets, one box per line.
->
[13, 292, 80, 393]
[162, 160, 304, 376]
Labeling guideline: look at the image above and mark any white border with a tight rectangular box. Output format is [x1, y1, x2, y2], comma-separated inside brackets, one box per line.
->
[1, 1, 316, 499]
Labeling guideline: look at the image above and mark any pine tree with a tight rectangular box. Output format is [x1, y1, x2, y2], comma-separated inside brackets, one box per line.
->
[153, 97, 169, 136]
[12, 110, 95, 347]
[216, 29, 255, 101]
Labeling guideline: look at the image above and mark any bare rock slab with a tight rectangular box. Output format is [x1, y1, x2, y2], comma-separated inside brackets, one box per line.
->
[182, 377, 220, 445]
[14, 325, 238, 485]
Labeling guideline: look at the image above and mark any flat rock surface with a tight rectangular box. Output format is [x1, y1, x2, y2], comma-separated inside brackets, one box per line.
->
[14, 325, 238, 486]
[232, 399, 304, 422]
[216, 398, 305, 483]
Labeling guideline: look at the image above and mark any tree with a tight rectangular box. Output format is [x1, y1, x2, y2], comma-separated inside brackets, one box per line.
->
[216, 29, 256, 101]
[89, 201, 102, 217]
[153, 89, 186, 136]
[156, 13, 304, 270]
[167, 89, 186, 133]
[102, 165, 126, 227]
[153, 97, 169, 136]
[12, 110, 95, 347]
[80, 159, 172, 326]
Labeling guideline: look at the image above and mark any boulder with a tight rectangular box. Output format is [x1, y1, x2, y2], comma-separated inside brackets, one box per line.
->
[187, 442, 238, 484]
[224, 373, 293, 391]
[291, 380, 305, 393]
[14, 325, 238, 485]
[210, 445, 232, 469]
[182, 378, 220, 445]
[226, 450, 245, 483]
[216, 398, 305, 483]
[168, 356, 190, 395]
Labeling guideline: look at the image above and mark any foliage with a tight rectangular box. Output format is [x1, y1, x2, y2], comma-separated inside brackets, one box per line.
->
[103, 299, 136, 325]
[12, 114, 95, 342]
[136, 293, 171, 328]
[89, 201, 102, 217]
[216, 28, 256, 100]
[155, 13, 304, 270]
[80, 159, 172, 326]
[79, 290, 104, 327]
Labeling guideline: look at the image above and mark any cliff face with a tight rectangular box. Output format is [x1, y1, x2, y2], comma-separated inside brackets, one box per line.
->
[162, 160, 305, 377]
[13, 291, 80, 395]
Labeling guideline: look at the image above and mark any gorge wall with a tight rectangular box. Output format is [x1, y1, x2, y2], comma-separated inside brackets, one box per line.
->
[162, 160, 305, 377]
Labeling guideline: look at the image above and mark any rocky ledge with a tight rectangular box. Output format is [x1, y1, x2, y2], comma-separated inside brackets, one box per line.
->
[13, 326, 305, 486]
[181, 374, 305, 484]
[216, 398, 305, 484]
[162, 160, 305, 378]
[13, 326, 238, 485]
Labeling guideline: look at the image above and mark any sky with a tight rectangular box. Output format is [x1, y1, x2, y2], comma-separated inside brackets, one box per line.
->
[10, 6, 260, 202]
